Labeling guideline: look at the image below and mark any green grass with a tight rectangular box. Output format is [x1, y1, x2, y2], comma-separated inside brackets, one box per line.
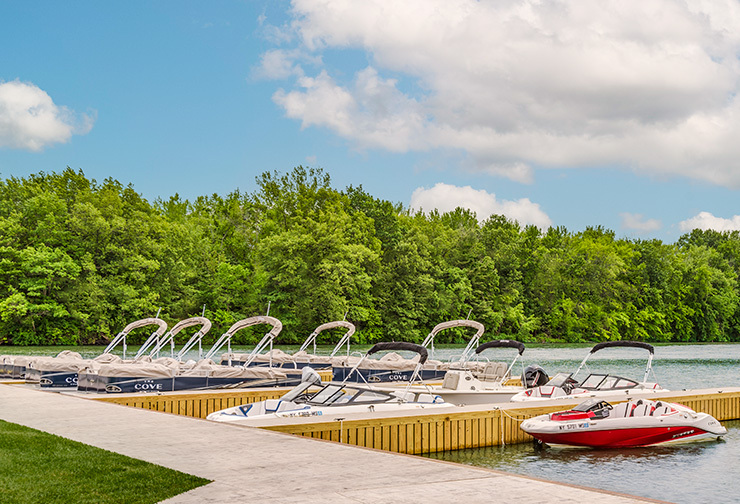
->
[0, 420, 210, 504]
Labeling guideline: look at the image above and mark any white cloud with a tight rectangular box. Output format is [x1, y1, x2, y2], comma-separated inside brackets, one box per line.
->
[254, 49, 305, 80]
[263, 0, 740, 187]
[620, 212, 661, 232]
[0, 80, 94, 151]
[274, 68, 428, 152]
[679, 212, 740, 232]
[410, 183, 552, 228]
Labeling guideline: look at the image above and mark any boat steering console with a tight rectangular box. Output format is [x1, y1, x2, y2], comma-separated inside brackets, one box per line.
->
[572, 398, 613, 419]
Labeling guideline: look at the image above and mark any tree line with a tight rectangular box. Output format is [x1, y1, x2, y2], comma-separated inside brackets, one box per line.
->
[1, 167, 739, 346]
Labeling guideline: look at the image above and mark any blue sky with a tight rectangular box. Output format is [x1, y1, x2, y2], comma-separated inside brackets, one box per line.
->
[2, 1, 740, 242]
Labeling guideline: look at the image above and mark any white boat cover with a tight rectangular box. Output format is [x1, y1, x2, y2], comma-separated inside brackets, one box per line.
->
[54, 350, 84, 360]
[13, 356, 34, 367]
[291, 351, 335, 365]
[93, 354, 122, 364]
[95, 358, 288, 380]
[34, 358, 88, 372]
[151, 357, 183, 369]
[184, 363, 287, 379]
[244, 348, 294, 365]
[97, 362, 176, 378]
[223, 349, 357, 368]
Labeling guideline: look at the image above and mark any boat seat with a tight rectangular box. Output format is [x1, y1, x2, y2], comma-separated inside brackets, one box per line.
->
[611, 402, 631, 417]
[633, 402, 651, 417]
[613, 400, 649, 417]
[442, 372, 460, 390]
[651, 402, 675, 416]
[480, 362, 508, 382]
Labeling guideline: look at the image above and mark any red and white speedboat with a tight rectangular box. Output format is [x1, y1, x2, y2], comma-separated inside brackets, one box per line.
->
[520, 398, 727, 448]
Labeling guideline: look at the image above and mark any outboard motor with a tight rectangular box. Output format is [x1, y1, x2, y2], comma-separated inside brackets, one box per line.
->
[522, 364, 549, 388]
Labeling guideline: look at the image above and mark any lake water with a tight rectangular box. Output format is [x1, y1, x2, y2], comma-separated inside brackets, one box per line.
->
[426, 343, 740, 504]
[4, 342, 739, 503]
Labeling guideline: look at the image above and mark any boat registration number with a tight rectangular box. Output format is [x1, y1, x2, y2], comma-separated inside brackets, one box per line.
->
[559, 422, 589, 430]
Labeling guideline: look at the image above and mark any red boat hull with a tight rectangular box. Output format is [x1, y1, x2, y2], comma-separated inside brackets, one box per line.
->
[532, 426, 710, 448]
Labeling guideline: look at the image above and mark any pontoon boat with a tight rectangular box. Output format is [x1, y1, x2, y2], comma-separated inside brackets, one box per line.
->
[82, 316, 307, 393]
[331, 319, 486, 383]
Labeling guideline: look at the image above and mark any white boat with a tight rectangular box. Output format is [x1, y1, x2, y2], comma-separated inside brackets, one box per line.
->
[206, 342, 454, 424]
[521, 397, 727, 448]
[383, 339, 540, 405]
[511, 341, 665, 402]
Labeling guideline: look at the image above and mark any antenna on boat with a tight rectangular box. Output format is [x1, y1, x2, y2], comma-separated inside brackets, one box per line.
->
[201, 304, 206, 317]
[466, 308, 472, 320]
[153, 307, 163, 358]
[266, 301, 271, 317]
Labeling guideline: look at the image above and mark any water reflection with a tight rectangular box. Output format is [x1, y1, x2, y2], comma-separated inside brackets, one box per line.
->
[428, 420, 740, 504]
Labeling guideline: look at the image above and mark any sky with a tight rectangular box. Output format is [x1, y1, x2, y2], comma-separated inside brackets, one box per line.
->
[2, 0, 740, 243]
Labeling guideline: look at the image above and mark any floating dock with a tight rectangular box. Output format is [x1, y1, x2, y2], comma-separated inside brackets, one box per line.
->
[86, 386, 740, 455]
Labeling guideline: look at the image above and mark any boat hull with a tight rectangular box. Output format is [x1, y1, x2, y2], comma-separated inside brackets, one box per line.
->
[77, 374, 301, 393]
[208, 400, 454, 423]
[331, 366, 446, 383]
[521, 401, 727, 448]
[38, 371, 79, 388]
[529, 425, 720, 448]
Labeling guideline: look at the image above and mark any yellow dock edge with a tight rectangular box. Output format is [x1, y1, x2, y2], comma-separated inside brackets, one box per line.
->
[90, 387, 740, 455]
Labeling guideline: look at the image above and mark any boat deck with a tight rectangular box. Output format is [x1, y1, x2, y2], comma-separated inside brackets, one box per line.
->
[0, 383, 665, 504]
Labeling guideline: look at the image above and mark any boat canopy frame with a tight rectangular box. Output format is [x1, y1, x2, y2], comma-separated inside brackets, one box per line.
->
[297, 320, 356, 358]
[341, 341, 429, 391]
[103, 318, 168, 360]
[420, 319, 485, 363]
[204, 315, 283, 366]
[574, 340, 656, 384]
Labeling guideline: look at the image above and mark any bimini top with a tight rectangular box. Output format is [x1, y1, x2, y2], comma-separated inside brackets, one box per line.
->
[590, 341, 654, 355]
[421, 319, 485, 362]
[474, 340, 525, 356]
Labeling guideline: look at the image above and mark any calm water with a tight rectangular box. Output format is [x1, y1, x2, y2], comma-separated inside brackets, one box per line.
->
[426, 343, 740, 504]
[4, 342, 739, 503]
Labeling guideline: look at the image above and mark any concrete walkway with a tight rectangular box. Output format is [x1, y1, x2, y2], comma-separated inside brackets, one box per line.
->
[0, 383, 667, 504]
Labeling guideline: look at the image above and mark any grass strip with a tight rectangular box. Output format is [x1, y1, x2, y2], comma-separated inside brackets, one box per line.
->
[0, 419, 210, 504]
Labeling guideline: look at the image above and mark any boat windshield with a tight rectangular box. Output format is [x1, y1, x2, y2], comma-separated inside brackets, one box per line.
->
[281, 381, 316, 402]
[579, 374, 638, 390]
[305, 384, 395, 406]
[307, 384, 347, 405]
[545, 372, 576, 388]
[572, 398, 612, 418]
